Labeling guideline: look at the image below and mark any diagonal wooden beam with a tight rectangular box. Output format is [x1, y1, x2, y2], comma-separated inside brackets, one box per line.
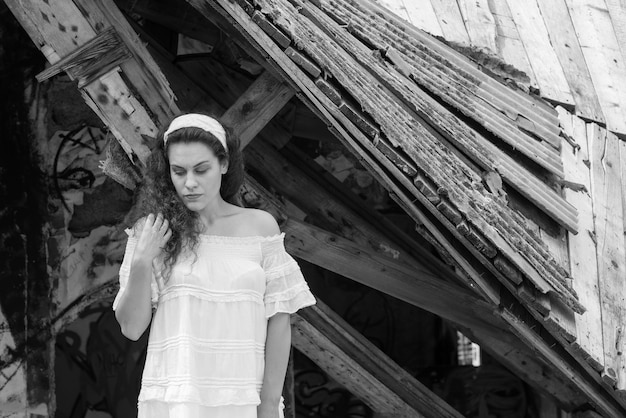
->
[293, 300, 463, 418]
[282, 217, 500, 333]
[220, 70, 295, 148]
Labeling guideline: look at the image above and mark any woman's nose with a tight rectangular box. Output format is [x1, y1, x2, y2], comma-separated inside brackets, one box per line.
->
[185, 174, 198, 189]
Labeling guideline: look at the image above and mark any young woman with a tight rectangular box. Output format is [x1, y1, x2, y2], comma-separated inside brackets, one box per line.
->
[113, 113, 316, 418]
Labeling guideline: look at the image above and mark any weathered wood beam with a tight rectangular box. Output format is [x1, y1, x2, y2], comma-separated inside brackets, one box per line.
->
[283, 218, 500, 333]
[292, 301, 463, 418]
[587, 124, 626, 391]
[557, 107, 604, 373]
[4, 0, 179, 164]
[220, 70, 295, 148]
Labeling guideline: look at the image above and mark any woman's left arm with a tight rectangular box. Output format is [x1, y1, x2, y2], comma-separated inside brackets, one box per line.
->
[258, 312, 291, 418]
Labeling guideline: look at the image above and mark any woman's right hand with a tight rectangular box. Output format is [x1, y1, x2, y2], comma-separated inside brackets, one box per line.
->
[134, 213, 172, 262]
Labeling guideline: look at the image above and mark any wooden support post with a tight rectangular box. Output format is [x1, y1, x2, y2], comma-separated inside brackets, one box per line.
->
[220, 70, 295, 148]
[4, 0, 179, 164]
[557, 107, 604, 373]
[587, 123, 626, 389]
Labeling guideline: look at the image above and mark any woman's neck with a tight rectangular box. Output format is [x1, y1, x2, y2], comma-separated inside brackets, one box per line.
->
[197, 197, 229, 229]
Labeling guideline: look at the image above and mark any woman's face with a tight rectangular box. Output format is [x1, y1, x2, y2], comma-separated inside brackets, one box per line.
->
[168, 141, 227, 212]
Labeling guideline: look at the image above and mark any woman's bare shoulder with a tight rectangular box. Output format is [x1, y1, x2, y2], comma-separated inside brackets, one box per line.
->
[238, 208, 280, 237]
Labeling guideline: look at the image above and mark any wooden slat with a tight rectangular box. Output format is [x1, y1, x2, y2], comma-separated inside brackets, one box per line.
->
[505, 0, 575, 107]
[220, 70, 295, 148]
[429, 0, 470, 45]
[605, 0, 626, 75]
[536, 0, 605, 124]
[557, 107, 604, 372]
[4, 0, 168, 163]
[587, 123, 626, 388]
[283, 218, 501, 332]
[75, 0, 178, 120]
[567, 0, 626, 136]
[487, 0, 538, 90]
[292, 301, 464, 418]
[456, 0, 498, 53]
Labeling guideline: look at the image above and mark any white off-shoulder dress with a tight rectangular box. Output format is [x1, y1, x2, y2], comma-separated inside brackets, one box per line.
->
[112, 230, 316, 418]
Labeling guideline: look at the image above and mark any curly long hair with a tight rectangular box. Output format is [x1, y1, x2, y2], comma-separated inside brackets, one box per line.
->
[127, 114, 244, 276]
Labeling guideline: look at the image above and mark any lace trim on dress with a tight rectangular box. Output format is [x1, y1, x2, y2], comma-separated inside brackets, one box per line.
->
[264, 259, 301, 282]
[139, 385, 261, 407]
[159, 284, 263, 305]
[198, 232, 285, 244]
[147, 336, 265, 354]
[265, 290, 316, 318]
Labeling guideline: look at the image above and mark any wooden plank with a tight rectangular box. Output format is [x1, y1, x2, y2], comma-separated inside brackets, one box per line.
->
[486, 0, 539, 90]
[283, 218, 501, 333]
[293, 301, 464, 418]
[505, 0, 575, 107]
[567, 0, 626, 136]
[605, 0, 626, 71]
[557, 107, 604, 372]
[536, 0, 605, 124]
[456, 0, 498, 53]
[3, 0, 159, 163]
[587, 123, 626, 388]
[220, 70, 295, 148]
[429, 0, 470, 45]
[74, 0, 178, 123]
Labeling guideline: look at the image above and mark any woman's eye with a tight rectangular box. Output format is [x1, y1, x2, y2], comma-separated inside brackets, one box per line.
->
[196, 169, 208, 174]
[173, 171, 184, 176]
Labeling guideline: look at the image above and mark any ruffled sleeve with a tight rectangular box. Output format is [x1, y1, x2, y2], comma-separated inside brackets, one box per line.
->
[112, 228, 160, 311]
[262, 233, 316, 318]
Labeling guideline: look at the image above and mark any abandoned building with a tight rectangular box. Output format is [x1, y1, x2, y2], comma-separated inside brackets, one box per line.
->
[1, 0, 626, 416]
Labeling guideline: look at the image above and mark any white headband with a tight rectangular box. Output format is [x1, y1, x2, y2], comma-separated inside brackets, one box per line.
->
[163, 114, 228, 152]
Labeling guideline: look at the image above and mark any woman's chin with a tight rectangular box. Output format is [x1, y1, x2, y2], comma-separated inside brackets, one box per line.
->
[183, 201, 204, 212]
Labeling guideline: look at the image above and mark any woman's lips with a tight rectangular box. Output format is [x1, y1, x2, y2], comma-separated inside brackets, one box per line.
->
[184, 194, 202, 201]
